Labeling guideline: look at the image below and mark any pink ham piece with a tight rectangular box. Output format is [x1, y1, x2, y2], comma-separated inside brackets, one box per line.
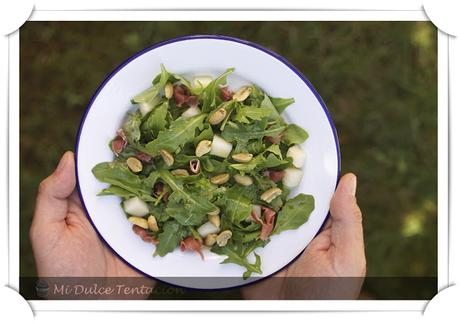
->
[173, 84, 188, 107]
[136, 152, 152, 163]
[263, 125, 283, 144]
[251, 206, 277, 241]
[111, 138, 125, 156]
[186, 95, 199, 107]
[173, 84, 199, 107]
[260, 206, 276, 240]
[153, 182, 169, 203]
[153, 182, 164, 197]
[180, 236, 204, 260]
[111, 129, 128, 156]
[264, 134, 282, 144]
[220, 86, 233, 101]
[132, 225, 159, 244]
[263, 170, 285, 183]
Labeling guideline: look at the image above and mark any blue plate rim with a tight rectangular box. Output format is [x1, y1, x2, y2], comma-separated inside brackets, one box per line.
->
[74, 34, 341, 292]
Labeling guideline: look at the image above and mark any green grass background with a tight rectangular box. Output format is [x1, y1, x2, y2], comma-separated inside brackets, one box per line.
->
[20, 21, 437, 299]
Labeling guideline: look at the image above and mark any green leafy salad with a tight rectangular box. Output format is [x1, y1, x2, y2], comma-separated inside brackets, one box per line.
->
[92, 65, 315, 278]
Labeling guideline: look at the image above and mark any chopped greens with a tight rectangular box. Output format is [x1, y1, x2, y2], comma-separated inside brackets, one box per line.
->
[92, 65, 314, 278]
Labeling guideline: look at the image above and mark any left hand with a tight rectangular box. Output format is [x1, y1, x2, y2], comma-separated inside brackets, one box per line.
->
[30, 151, 155, 298]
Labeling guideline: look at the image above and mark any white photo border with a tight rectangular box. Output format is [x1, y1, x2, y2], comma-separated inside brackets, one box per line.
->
[8, 9, 448, 312]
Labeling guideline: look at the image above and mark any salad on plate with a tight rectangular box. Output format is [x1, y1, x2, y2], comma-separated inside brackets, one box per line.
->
[92, 65, 315, 278]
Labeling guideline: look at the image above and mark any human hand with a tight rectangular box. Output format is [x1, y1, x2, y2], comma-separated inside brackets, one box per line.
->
[30, 151, 155, 298]
[242, 173, 366, 299]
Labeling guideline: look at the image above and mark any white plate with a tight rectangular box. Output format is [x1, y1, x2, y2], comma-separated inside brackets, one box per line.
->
[76, 35, 340, 290]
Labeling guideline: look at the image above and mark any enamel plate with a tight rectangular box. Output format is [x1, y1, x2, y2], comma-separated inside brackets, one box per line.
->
[76, 35, 340, 289]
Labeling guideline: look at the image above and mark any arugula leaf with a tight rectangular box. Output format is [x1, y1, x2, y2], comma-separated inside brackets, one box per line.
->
[97, 185, 135, 199]
[165, 191, 208, 225]
[218, 101, 236, 131]
[152, 64, 170, 85]
[234, 139, 265, 155]
[242, 238, 268, 257]
[212, 239, 267, 279]
[132, 64, 170, 104]
[232, 230, 261, 244]
[260, 94, 280, 119]
[246, 86, 265, 107]
[234, 104, 273, 124]
[160, 170, 218, 225]
[265, 144, 283, 159]
[122, 111, 142, 143]
[188, 226, 203, 241]
[231, 221, 263, 244]
[252, 172, 277, 191]
[131, 88, 161, 106]
[144, 114, 206, 155]
[217, 186, 252, 224]
[230, 152, 287, 172]
[173, 154, 200, 167]
[259, 153, 289, 169]
[234, 220, 261, 232]
[154, 221, 187, 257]
[178, 174, 204, 185]
[270, 96, 295, 114]
[149, 202, 170, 222]
[201, 157, 227, 174]
[92, 162, 155, 201]
[272, 194, 315, 235]
[170, 73, 192, 90]
[141, 101, 169, 141]
[230, 154, 265, 172]
[191, 177, 226, 200]
[193, 124, 214, 144]
[282, 124, 309, 145]
[200, 68, 234, 112]
[221, 120, 286, 144]
[143, 171, 161, 188]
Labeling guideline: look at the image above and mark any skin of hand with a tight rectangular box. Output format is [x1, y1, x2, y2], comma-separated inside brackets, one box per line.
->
[30, 151, 155, 299]
[241, 173, 366, 300]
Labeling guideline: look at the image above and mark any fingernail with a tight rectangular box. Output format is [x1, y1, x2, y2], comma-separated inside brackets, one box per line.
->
[346, 174, 357, 196]
[56, 152, 69, 172]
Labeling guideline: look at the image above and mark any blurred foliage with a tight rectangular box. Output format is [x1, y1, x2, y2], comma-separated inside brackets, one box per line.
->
[20, 22, 437, 299]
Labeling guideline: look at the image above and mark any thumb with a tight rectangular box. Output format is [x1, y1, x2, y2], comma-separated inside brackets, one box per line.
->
[34, 151, 76, 223]
[329, 173, 365, 271]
